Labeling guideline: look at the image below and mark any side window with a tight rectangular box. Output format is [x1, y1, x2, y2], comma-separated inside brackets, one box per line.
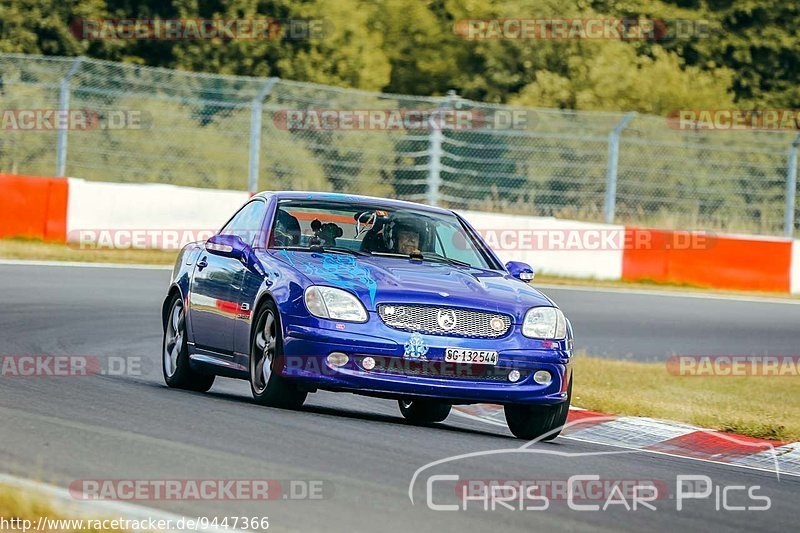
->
[220, 201, 267, 246]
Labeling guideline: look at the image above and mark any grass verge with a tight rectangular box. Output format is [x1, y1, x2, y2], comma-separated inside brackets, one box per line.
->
[0, 238, 178, 266]
[0, 484, 126, 533]
[574, 355, 800, 441]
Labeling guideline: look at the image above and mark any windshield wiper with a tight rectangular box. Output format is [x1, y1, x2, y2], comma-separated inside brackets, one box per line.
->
[273, 245, 366, 256]
[416, 252, 472, 268]
[367, 250, 471, 267]
[367, 251, 410, 259]
[313, 245, 368, 256]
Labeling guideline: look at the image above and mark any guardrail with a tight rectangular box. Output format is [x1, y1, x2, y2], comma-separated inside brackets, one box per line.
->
[1, 53, 798, 236]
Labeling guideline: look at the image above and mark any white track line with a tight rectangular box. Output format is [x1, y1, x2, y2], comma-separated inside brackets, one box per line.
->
[0, 259, 171, 270]
[536, 283, 800, 305]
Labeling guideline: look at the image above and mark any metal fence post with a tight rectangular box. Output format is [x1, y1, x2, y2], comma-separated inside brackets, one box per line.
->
[603, 112, 636, 224]
[426, 108, 444, 206]
[248, 77, 280, 195]
[427, 91, 458, 206]
[55, 56, 85, 177]
[784, 133, 800, 237]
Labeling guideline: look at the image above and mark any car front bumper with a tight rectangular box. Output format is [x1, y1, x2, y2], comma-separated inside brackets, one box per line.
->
[280, 321, 572, 406]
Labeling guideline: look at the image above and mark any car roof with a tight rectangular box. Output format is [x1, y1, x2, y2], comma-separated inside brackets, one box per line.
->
[254, 191, 455, 216]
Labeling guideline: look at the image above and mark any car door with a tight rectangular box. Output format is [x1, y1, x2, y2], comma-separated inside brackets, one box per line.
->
[234, 255, 269, 357]
[189, 199, 267, 355]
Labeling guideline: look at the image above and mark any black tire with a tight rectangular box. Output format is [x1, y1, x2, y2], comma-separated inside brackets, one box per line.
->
[504, 379, 572, 441]
[398, 399, 451, 424]
[162, 295, 215, 392]
[250, 300, 307, 409]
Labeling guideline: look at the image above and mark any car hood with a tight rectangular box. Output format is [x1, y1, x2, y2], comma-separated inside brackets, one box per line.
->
[270, 250, 553, 321]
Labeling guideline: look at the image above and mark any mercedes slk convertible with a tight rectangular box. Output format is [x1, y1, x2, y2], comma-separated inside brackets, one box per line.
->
[162, 192, 574, 439]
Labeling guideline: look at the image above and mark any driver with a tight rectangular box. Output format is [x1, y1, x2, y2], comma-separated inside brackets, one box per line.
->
[387, 215, 431, 256]
[358, 211, 432, 256]
[396, 227, 421, 255]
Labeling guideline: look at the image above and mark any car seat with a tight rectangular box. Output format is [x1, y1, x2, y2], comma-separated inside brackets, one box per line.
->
[271, 210, 301, 246]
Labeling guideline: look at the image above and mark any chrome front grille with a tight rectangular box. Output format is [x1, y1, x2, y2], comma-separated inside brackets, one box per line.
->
[377, 304, 512, 338]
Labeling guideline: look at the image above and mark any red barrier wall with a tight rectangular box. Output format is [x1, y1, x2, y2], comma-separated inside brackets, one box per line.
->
[622, 228, 792, 292]
[0, 174, 68, 242]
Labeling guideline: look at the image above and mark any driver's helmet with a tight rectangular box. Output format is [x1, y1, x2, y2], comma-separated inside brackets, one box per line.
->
[383, 213, 434, 254]
[357, 211, 434, 254]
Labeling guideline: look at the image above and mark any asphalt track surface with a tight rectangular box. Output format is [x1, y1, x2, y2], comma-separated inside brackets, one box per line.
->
[540, 284, 800, 360]
[1, 263, 798, 532]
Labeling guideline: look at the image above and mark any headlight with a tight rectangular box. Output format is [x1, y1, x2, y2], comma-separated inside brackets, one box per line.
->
[304, 286, 368, 322]
[522, 307, 567, 339]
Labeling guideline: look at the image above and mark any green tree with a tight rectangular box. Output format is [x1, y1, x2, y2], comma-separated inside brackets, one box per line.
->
[511, 42, 735, 114]
[0, 0, 106, 55]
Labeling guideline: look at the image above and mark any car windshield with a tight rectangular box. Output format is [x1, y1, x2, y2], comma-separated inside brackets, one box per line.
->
[269, 199, 496, 270]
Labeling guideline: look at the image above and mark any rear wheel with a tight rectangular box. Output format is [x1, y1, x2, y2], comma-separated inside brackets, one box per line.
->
[504, 380, 572, 440]
[398, 399, 451, 424]
[250, 301, 307, 409]
[162, 295, 215, 392]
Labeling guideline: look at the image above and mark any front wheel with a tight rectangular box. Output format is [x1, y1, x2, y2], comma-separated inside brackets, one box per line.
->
[398, 399, 451, 424]
[162, 295, 215, 392]
[249, 301, 307, 409]
[504, 380, 572, 440]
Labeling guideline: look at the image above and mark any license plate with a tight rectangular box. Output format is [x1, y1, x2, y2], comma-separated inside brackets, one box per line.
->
[444, 348, 498, 365]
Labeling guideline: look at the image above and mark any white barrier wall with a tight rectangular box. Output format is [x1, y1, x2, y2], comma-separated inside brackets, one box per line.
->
[67, 179, 249, 248]
[65, 179, 624, 280]
[460, 210, 624, 280]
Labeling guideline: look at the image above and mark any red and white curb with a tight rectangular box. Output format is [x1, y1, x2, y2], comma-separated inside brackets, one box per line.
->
[453, 405, 800, 478]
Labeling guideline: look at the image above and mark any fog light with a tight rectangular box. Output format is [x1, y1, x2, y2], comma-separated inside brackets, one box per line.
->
[327, 352, 349, 367]
[533, 370, 552, 385]
[508, 369, 521, 383]
[362, 356, 376, 370]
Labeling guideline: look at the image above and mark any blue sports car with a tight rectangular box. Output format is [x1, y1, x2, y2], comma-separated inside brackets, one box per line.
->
[162, 192, 573, 439]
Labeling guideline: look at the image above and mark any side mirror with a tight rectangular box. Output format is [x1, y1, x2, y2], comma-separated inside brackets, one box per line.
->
[506, 261, 535, 282]
[206, 233, 249, 260]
